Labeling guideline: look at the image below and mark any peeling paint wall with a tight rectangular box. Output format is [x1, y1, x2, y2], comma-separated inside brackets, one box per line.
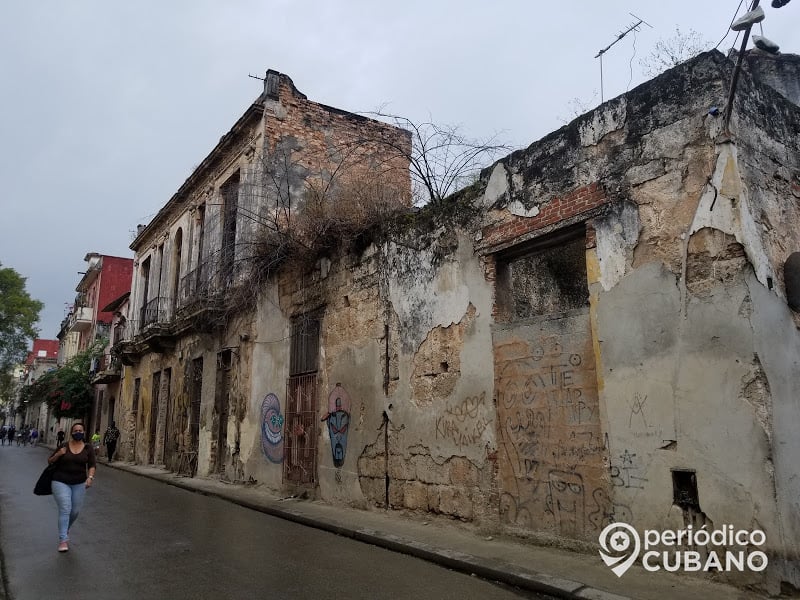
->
[231, 53, 799, 592]
[378, 228, 496, 520]
[469, 50, 800, 590]
[116, 50, 800, 593]
[731, 54, 800, 591]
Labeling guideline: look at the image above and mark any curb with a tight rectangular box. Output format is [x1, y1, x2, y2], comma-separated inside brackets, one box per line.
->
[105, 461, 632, 600]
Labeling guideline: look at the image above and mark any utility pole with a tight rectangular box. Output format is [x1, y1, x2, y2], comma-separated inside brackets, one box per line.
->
[723, 0, 761, 134]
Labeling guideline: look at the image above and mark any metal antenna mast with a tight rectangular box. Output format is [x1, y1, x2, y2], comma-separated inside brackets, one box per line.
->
[594, 13, 652, 103]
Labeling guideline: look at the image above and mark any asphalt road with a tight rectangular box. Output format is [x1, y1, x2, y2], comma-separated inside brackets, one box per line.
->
[0, 445, 547, 600]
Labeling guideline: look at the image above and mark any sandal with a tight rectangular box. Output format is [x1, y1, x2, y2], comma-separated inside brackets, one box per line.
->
[58, 541, 69, 553]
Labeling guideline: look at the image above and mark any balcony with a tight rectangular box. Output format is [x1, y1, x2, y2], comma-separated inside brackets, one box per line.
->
[68, 306, 94, 333]
[114, 320, 143, 365]
[112, 320, 128, 346]
[141, 296, 172, 328]
[92, 353, 122, 384]
[179, 260, 219, 307]
[139, 297, 176, 352]
[175, 260, 225, 332]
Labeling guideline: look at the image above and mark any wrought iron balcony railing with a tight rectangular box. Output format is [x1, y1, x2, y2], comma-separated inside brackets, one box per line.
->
[140, 297, 172, 328]
[179, 259, 218, 307]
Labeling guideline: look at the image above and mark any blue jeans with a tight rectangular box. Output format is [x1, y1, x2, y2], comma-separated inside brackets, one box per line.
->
[51, 481, 86, 542]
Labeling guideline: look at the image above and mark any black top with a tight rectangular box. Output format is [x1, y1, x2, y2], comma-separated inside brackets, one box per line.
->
[104, 426, 120, 444]
[51, 444, 96, 485]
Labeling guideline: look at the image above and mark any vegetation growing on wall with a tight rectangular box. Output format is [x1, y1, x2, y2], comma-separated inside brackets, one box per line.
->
[179, 112, 507, 334]
[361, 112, 510, 206]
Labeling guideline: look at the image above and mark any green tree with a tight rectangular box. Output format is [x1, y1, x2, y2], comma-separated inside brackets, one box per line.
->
[0, 263, 43, 406]
[19, 341, 104, 419]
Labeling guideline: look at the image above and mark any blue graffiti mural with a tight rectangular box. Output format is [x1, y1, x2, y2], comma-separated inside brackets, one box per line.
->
[322, 384, 351, 468]
[260, 393, 285, 463]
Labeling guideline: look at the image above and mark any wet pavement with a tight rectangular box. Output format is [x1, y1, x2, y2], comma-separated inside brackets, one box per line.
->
[1, 444, 769, 600]
[0, 445, 549, 600]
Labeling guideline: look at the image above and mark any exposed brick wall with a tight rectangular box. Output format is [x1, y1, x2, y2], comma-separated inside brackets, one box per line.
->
[482, 182, 606, 248]
[264, 75, 411, 202]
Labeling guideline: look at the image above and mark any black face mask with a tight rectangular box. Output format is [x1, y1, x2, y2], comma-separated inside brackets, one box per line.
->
[71, 432, 85, 441]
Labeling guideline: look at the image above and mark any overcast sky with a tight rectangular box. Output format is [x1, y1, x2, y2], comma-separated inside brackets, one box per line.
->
[1, 1, 797, 339]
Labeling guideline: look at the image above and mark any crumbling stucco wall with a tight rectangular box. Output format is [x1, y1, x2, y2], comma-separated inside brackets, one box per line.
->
[361, 225, 496, 521]
[122, 334, 222, 475]
[242, 224, 497, 521]
[470, 50, 800, 589]
[244, 284, 290, 489]
[117, 49, 800, 594]
[727, 56, 800, 590]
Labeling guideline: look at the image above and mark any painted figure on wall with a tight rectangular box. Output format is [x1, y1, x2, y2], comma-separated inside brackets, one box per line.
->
[260, 393, 285, 464]
[322, 384, 351, 468]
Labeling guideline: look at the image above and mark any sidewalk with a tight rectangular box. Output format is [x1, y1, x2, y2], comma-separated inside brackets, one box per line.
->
[102, 459, 767, 600]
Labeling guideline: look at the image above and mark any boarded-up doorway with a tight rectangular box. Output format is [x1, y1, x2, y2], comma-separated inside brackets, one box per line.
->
[493, 230, 608, 541]
[148, 371, 161, 464]
[183, 357, 203, 477]
[213, 350, 232, 474]
[154, 368, 171, 465]
[130, 378, 140, 460]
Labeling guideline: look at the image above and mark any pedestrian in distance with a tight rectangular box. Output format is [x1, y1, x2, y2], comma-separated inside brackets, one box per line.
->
[56, 428, 65, 447]
[47, 422, 96, 553]
[30, 427, 38, 446]
[7, 425, 16, 446]
[104, 421, 120, 462]
[90, 429, 101, 452]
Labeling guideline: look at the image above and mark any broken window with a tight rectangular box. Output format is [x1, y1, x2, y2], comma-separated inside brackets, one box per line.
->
[495, 229, 589, 321]
[672, 469, 700, 511]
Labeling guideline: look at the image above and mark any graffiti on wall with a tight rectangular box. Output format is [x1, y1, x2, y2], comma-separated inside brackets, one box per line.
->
[322, 384, 351, 468]
[496, 327, 609, 540]
[260, 393, 285, 464]
[435, 391, 493, 449]
[588, 488, 633, 530]
[610, 449, 648, 489]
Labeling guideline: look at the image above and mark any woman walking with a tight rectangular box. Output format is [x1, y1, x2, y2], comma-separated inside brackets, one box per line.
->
[47, 422, 96, 552]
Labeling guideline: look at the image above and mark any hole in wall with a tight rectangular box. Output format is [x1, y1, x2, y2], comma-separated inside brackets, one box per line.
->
[672, 469, 700, 511]
[787, 252, 800, 311]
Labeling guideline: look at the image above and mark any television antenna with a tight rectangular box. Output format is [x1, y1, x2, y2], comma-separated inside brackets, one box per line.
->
[594, 13, 652, 103]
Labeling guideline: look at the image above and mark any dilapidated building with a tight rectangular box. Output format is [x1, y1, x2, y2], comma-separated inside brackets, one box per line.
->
[116, 70, 411, 478]
[116, 51, 800, 593]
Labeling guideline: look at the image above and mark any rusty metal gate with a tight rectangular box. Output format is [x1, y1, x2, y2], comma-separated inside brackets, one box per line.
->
[284, 373, 318, 484]
[284, 316, 320, 485]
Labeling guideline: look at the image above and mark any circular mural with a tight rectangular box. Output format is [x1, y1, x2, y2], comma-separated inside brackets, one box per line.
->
[260, 393, 284, 464]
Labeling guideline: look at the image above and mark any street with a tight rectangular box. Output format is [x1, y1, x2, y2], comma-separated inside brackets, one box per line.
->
[0, 446, 546, 600]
